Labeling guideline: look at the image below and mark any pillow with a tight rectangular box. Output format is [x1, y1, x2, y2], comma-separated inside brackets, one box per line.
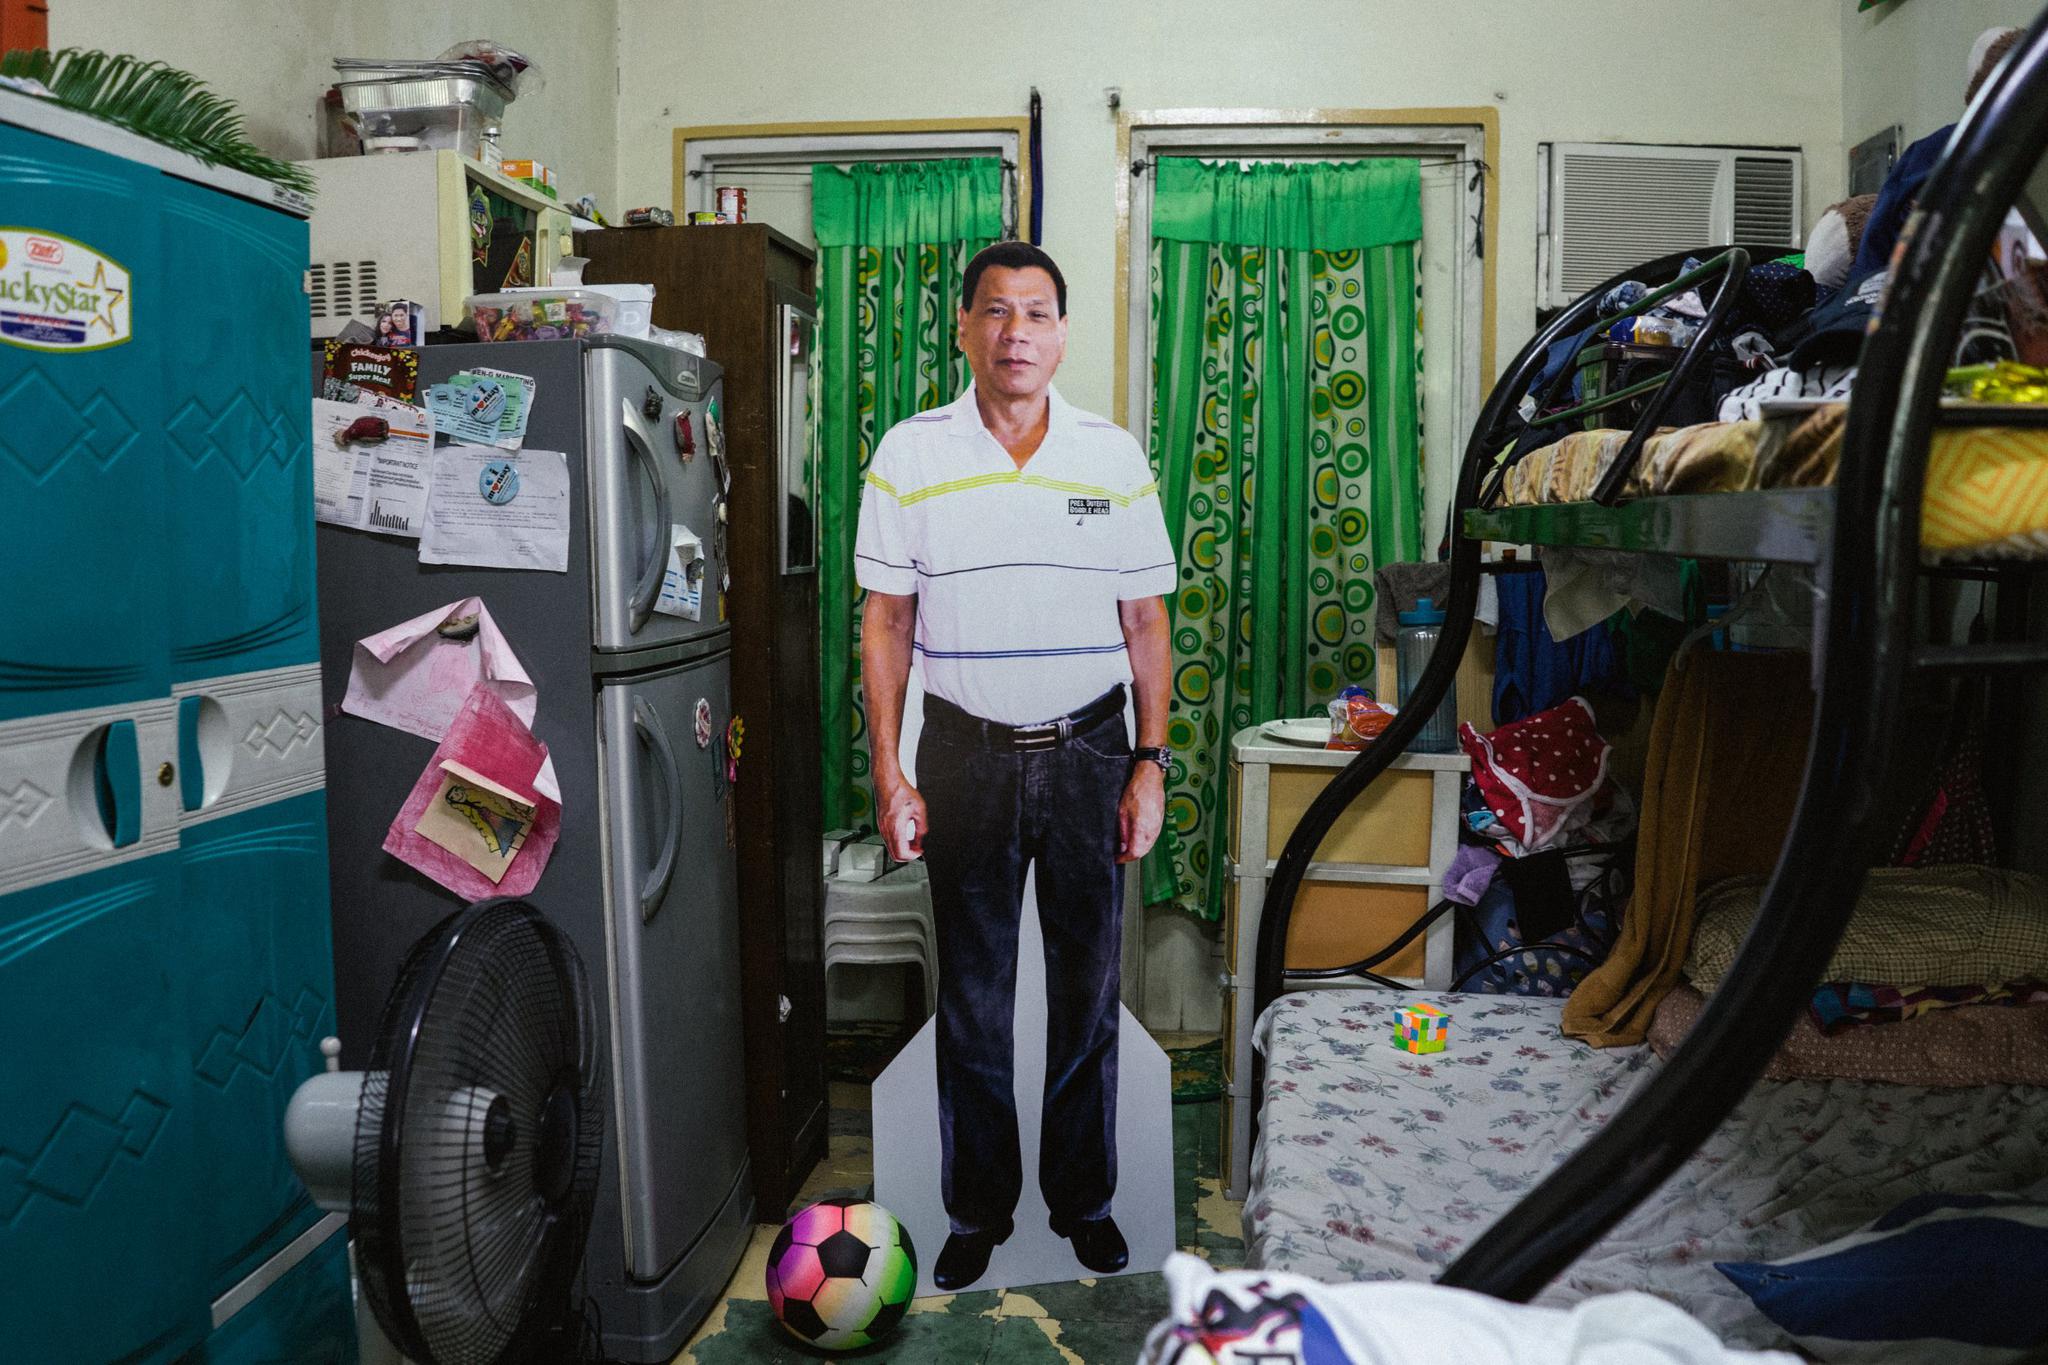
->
[1717, 1192, 2048, 1363]
[1686, 865, 2048, 992]
[1647, 982, 2048, 1087]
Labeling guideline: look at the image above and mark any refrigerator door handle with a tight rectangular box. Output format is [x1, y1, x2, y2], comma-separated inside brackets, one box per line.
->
[621, 400, 673, 635]
[632, 697, 684, 922]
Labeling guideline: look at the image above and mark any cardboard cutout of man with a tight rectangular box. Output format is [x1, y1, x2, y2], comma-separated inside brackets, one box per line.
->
[855, 242, 1176, 1291]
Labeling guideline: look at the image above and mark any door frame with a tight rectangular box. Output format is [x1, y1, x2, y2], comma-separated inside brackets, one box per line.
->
[1115, 108, 1499, 533]
[673, 119, 1032, 240]
[1114, 109, 1496, 1025]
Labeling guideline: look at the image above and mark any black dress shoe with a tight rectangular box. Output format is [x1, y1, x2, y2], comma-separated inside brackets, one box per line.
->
[932, 1223, 1011, 1291]
[1063, 1216, 1128, 1274]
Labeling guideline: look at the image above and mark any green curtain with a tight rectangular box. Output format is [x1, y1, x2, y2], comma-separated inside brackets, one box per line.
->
[1141, 157, 1425, 920]
[815, 158, 1004, 830]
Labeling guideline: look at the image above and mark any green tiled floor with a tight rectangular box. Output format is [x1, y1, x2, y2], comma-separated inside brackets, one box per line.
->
[675, 1036, 1245, 1363]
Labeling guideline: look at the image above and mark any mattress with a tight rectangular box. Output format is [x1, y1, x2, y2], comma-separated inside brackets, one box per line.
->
[1248, 990, 2048, 1350]
[1496, 410, 2048, 560]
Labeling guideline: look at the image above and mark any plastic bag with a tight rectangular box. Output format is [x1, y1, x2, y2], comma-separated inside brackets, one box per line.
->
[437, 39, 546, 97]
[1325, 688, 1396, 750]
[1606, 314, 1698, 348]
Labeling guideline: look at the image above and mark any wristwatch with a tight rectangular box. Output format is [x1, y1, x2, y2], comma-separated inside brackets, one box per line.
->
[1131, 745, 1172, 776]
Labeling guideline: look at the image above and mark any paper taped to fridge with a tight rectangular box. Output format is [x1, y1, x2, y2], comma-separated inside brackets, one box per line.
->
[419, 445, 571, 572]
[312, 395, 433, 537]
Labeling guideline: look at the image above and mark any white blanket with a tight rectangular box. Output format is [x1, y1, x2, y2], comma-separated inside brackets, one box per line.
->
[1142, 1253, 1797, 1364]
[1249, 991, 2048, 1351]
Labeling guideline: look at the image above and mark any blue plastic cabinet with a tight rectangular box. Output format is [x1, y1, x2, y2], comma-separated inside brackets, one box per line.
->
[0, 97, 344, 1362]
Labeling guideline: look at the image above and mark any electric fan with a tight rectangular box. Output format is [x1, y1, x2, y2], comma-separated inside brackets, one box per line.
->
[285, 898, 604, 1365]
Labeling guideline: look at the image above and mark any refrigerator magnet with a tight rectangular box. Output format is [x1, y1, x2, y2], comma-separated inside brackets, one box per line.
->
[479, 459, 521, 505]
[674, 409, 695, 461]
[694, 698, 712, 749]
[466, 379, 508, 424]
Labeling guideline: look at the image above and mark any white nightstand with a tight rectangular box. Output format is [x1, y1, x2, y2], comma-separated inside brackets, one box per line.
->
[1219, 726, 1470, 1200]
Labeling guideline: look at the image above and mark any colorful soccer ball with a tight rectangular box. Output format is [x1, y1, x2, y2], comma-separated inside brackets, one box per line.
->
[765, 1198, 918, 1351]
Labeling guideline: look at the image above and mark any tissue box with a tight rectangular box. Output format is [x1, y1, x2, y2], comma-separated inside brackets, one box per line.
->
[836, 837, 890, 884]
[1392, 1003, 1449, 1053]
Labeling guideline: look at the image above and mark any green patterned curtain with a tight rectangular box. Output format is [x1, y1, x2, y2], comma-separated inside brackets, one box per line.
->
[815, 159, 1003, 829]
[1142, 157, 1425, 920]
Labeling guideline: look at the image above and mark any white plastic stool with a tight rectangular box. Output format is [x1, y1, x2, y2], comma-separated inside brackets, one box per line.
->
[825, 861, 935, 957]
[824, 924, 937, 1017]
[824, 861, 938, 1018]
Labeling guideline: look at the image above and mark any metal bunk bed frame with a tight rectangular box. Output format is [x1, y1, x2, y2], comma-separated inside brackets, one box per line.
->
[1249, 12, 2048, 1304]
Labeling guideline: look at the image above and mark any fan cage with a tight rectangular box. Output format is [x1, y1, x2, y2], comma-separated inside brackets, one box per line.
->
[353, 898, 604, 1365]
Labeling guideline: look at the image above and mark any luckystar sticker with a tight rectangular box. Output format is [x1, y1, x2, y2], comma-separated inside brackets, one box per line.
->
[87, 259, 126, 338]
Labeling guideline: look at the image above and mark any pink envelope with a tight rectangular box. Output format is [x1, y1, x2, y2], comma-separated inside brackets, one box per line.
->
[383, 683, 561, 900]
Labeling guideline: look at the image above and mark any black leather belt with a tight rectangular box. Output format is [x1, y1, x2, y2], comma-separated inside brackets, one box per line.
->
[925, 684, 1127, 752]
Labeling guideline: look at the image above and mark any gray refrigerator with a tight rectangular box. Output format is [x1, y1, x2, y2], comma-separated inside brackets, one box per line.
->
[315, 336, 750, 1361]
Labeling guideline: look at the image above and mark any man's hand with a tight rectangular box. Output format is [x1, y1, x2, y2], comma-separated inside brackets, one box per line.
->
[880, 778, 929, 862]
[1118, 763, 1164, 864]
[1118, 594, 1170, 866]
[862, 589, 923, 861]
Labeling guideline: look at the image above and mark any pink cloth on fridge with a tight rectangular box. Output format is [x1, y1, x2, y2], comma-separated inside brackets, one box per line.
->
[383, 682, 560, 900]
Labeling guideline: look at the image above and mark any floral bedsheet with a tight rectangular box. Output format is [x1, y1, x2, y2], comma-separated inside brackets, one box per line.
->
[1248, 991, 2048, 1349]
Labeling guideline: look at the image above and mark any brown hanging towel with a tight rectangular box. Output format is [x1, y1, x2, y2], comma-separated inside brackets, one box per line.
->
[1562, 648, 1814, 1046]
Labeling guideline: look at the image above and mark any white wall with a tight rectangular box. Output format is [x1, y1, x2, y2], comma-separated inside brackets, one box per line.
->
[53, 0, 1853, 412]
[612, 0, 1845, 1030]
[1842, 0, 2038, 154]
[57, 0, 1873, 1031]
[49, 0, 621, 205]
[617, 0, 1846, 416]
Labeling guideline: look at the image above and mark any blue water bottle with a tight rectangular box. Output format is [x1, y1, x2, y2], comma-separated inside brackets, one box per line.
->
[1395, 597, 1458, 753]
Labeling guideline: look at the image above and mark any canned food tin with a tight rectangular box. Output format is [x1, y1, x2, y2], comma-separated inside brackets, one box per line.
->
[715, 185, 747, 221]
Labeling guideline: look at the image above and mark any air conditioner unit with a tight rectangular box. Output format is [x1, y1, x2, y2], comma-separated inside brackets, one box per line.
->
[1539, 144, 1803, 310]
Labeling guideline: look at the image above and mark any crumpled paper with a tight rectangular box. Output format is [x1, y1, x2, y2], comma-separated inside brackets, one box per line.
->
[342, 596, 535, 742]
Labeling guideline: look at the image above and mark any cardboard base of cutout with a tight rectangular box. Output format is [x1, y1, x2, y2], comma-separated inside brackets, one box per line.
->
[872, 865, 1177, 1298]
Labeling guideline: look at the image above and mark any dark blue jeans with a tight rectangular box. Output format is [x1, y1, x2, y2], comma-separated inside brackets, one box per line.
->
[917, 693, 1128, 1238]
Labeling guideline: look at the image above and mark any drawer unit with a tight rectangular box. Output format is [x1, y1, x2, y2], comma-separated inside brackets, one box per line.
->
[1219, 727, 1467, 1200]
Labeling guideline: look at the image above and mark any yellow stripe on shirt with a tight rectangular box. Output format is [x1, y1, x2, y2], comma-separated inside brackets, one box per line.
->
[889, 470, 1153, 508]
[895, 470, 1027, 505]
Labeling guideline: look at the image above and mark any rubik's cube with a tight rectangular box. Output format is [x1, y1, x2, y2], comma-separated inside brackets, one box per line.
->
[1392, 1003, 1450, 1053]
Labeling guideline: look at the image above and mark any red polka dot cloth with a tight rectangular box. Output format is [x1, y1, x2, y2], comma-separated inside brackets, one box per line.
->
[1458, 696, 1611, 850]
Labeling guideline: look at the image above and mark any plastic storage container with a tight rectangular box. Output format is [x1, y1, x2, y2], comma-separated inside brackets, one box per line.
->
[1395, 597, 1459, 753]
[466, 288, 616, 341]
[573, 282, 655, 339]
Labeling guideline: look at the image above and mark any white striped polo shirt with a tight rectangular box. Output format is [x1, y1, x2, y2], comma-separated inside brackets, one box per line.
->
[854, 384, 1178, 726]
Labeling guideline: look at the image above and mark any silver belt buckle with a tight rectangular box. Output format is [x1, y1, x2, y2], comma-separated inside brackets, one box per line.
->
[1013, 721, 1060, 751]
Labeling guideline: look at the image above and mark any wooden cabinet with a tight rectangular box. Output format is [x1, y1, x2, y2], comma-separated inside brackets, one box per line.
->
[1220, 727, 1468, 1199]
[576, 225, 827, 1213]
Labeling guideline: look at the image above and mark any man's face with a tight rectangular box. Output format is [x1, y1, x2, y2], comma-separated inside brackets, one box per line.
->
[958, 265, 1067, 400]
